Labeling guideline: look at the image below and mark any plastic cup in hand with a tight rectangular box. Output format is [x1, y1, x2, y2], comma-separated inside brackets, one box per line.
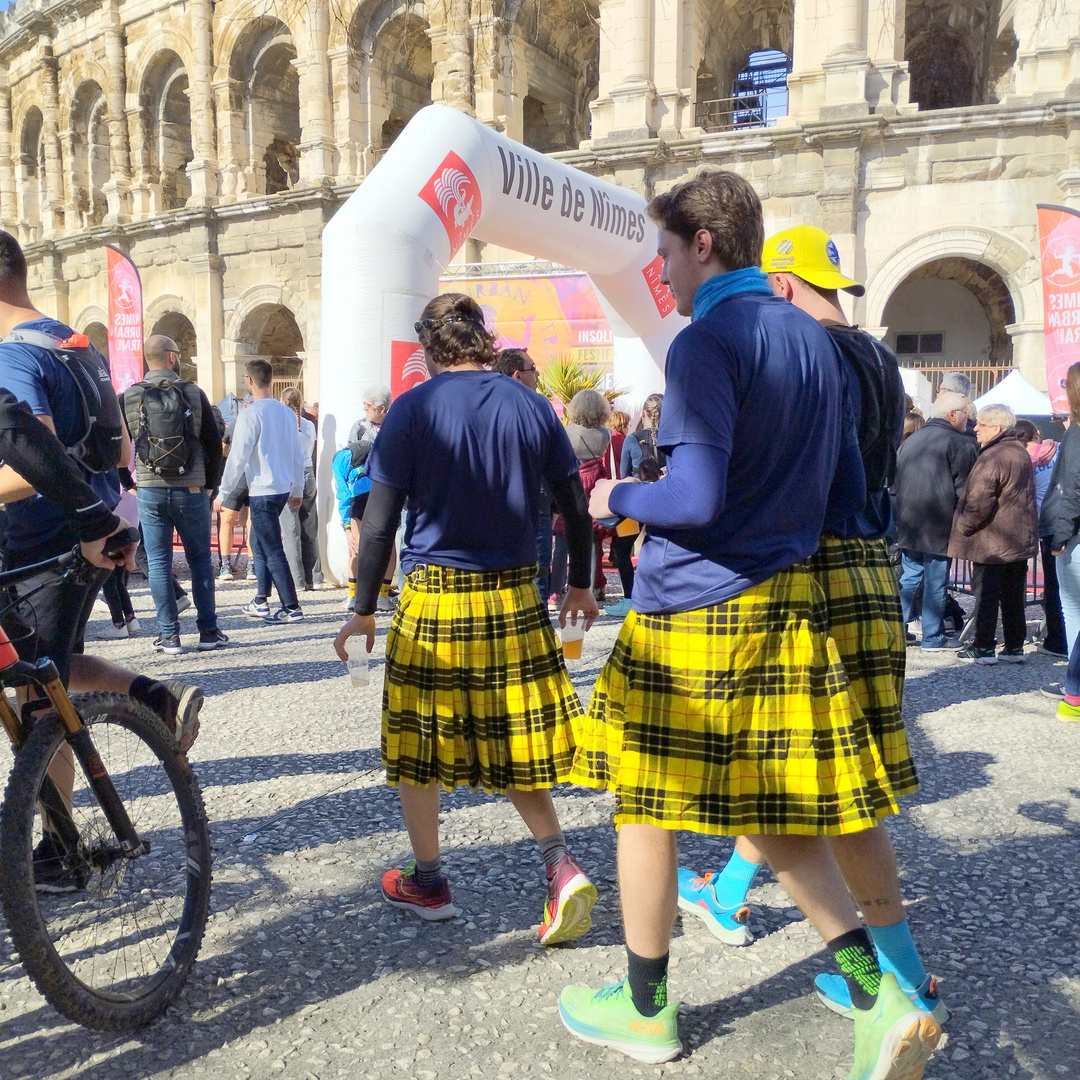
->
[562, 620, 585, 660]
[346, 651, 370, 688]
[616, 517, 640, 537]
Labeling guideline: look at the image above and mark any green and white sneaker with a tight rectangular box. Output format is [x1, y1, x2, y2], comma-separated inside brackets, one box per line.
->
[559, 978, 681, 1064]
[849, 972, 942, 1080]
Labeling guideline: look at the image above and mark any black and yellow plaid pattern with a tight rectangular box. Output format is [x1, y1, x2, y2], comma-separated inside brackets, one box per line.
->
[382, 564, 583, 794]
[808, 535, 918, 799]
[569, 564, 900, 835]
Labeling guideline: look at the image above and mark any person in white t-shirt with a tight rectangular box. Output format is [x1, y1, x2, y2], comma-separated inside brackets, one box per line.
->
[278, 385, 318, 592]
[215, 359, 307, 623]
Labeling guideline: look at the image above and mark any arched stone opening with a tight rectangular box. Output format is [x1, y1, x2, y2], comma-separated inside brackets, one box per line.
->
[140, 53, 194, 210]
[150, 311, 199, 383]
[69, 81, 109, 226]
[882, 257, 1017, 397]
[239, 303, 305, 392]
[694, 0, 793, 131]
[17, 107, 45, 230]
[904, 0, 1004, 110]
[352, 3, 433, 154]
[515, 0, 599, 152]
[231, 19, 301, 195]
[84, 320, 109, 362]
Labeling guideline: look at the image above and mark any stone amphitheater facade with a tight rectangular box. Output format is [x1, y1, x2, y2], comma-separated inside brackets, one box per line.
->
[0, 0, 1076, 401]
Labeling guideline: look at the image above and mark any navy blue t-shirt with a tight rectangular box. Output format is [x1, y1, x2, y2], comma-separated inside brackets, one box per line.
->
[0, 318, 120, 555]
[366, 371, 578, 573]
[614, 293, 846, 614]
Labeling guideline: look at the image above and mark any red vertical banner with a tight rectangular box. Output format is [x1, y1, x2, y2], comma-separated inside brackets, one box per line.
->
[1038, 204, 1080, 413]
[106, 245, 144, 393]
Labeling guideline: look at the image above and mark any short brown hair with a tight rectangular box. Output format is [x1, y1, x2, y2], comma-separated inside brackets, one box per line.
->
[415, 293, 495, 368]
[245, 358, 273, 388]
[1066, 362, 1080, 423]
[647, 170, 763, 271]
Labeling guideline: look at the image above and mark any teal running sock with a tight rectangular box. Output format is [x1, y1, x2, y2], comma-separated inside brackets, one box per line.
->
[828, 928, 882, 1010]
[712, 847, 763, 909]
[869, 919, 928, 992]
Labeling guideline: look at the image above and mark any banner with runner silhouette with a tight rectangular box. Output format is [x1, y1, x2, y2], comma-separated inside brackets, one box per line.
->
[106, 245, 144, 393]
[1038, 204, 1080, 413]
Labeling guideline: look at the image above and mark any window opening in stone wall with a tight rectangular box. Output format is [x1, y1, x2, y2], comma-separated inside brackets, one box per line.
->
[369, 13, 433, 156]
[895, 332, 944, 355]
[697, 49, 791, 131]
[18, 107, 45, 232]
[159, 69, 193, 209]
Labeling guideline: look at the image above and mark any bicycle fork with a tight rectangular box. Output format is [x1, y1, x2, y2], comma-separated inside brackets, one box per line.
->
[0, 640, 149, 860]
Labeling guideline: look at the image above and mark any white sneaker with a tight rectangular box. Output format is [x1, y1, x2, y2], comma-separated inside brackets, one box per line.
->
[376, 594, 396, 612]
[126, 616, 141, 635]
[341, 595, 356, 611]
[99, 623, 128, 639]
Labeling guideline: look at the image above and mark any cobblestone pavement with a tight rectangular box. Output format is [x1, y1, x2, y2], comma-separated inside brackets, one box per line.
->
[1, 576, 1078, 1080]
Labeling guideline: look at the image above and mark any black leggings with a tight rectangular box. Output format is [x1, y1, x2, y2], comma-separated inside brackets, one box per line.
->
[101, 568, 134, 626]
[971, 561, 1028, 651]
[612, 532, 637, 598]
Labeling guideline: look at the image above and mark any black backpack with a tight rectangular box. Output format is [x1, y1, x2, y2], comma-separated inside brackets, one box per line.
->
[3, 327, 124, 474]
[128, 378, 199, 478]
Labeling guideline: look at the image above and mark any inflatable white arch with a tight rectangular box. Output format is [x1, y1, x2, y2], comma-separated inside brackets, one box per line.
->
[317, 104, 685, 582]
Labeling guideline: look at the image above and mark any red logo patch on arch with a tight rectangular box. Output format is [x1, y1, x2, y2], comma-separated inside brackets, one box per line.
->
[642, 255, 676, 318]
[419, 151, 482, 257]
[390, 340, 428, 399]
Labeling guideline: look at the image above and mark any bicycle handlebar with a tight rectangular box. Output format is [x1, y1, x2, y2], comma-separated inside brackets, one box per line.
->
[0, 526, 141, 591]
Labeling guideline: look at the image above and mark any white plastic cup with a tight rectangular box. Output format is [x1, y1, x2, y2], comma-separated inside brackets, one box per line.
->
[561, 619, 585, 660]
[346, 652, 370, 687]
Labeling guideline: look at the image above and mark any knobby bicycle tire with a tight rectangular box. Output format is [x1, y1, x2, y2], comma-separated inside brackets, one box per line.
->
[0, 692, 212, 1029]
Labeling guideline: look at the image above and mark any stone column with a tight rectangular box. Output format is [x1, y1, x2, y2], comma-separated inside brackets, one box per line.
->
[0, 82, 17, 227]
[430, 0, 474, 114]
[865, 0, 910, 114]
[126, 104, 154, 216]
[187, 0, 220, 204]
[36, 244, 69, 322]
[298, 0, 336, 185]
[102, 0, 131, 220]
[188, 222, 225, 399]
[786, 0, 872, 121]
[213, 77, 246, 199]
[329, 46, 362, 181]
[652, 0, 689, 137]
[471, 11, 509, 132]
[607, 0, 657, 138]
[1013, 0, 1080, 97]
[39, 39, 65, 236]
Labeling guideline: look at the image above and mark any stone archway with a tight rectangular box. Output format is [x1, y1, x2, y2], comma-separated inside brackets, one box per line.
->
[84, 320, 109, 362]
[882, 257, 1017, 398]
[238, 303, 305, 390]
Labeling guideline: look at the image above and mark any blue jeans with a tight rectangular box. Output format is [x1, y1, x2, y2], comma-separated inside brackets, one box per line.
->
[899, 550, 950, 646]
[249, 492, 300, 610]
[138, 486, 217, 639]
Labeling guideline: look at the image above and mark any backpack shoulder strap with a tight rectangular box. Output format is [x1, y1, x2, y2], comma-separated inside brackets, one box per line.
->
[3, 328, 65, 351]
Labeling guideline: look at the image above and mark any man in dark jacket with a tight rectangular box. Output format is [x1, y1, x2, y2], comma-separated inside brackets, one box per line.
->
[948, 405, 1037, 664]
[893, 389, 979, 647]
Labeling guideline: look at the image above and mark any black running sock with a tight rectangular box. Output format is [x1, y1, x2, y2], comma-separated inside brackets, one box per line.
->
[538, 833, 568, 873]
[414, 857, 441, 887]
[828, 928, 883, 1010]
[254, 595, 268, 605]
[129, 676, 171, 723]
[626, 947, 669, 1017]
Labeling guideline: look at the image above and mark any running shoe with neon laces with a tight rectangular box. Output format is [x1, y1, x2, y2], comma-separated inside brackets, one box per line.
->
[848, 972, 942, 1080]
[539, 855, 597, 945]
[815, 971, 950, 1023]
[381, 864, 461, 921]
[559, 978, 681, 1064]
[676, 867, 753, 946]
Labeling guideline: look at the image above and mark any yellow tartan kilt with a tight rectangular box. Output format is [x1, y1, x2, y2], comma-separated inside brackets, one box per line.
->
[807, 535, 918, 799]
[382, 564, 584, 794]
[569, 564, 901, 835]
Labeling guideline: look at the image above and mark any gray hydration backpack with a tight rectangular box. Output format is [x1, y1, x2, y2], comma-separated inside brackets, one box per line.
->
[128, 377, 199, 479]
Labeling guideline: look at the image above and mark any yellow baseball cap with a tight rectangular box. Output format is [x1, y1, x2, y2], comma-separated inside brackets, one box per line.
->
[761, 225, 865, 296]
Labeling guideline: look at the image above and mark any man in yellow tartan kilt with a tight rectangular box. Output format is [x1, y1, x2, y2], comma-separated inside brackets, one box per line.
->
[335, 292, 601, 947]
[557, 178, 941, 1080]
[677, 226, 947, 1040]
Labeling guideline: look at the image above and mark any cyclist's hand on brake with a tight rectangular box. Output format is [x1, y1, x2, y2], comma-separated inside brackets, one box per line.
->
[334, 612, 375, 660]
[82, 519, 138, 571]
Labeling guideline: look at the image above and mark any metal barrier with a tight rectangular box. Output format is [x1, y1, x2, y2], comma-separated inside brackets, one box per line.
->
[948, 556, 1043, 605]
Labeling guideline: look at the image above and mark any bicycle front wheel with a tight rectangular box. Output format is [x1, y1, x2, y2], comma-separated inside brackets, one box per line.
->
[0, 692, 212, 1029]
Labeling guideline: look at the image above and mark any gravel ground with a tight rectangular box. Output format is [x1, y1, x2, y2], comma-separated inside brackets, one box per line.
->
[0, 574, 1077, 1080]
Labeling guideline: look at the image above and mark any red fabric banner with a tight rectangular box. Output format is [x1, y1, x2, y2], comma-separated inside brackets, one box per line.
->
[106, 246, 144, 393]
[1038, 204, 1080, 413]
[390, 339, 428, 399]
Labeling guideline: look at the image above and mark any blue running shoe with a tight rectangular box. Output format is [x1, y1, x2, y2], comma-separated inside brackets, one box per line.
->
[676, 867, 753, 946]
[815, 971, 950, 1023]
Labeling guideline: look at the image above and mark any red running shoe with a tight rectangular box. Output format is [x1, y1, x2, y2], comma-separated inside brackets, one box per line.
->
[539, 855, 597, 945]
[381, 865, 461, 921]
